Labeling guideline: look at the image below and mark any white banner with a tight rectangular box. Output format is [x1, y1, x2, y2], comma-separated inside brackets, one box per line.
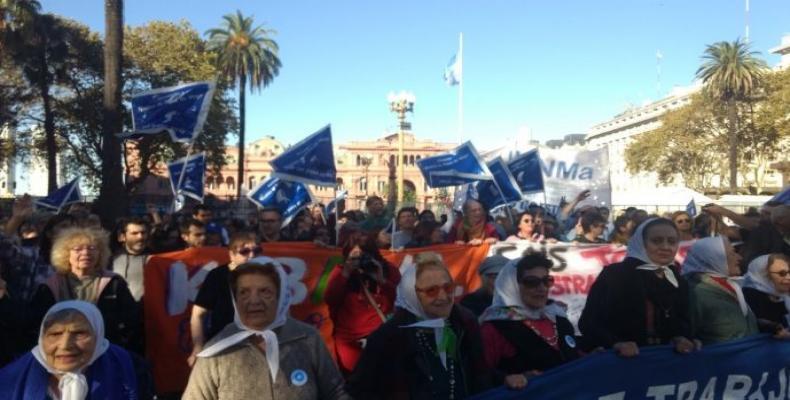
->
[533, 147, 611, 212]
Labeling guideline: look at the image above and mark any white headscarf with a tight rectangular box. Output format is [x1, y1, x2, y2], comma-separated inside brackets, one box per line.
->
[395, 258, 452, 368]
[743, 255, 790, 324]
[31, 300, 110, 400]
[480, 257, 566, 322]
[198, 256, 291, 383]
[626, 218, 679, 288]
[682, 236, 750, 316]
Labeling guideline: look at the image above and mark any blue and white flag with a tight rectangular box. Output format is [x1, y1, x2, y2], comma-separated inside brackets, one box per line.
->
[127, 81, 215, 143]
[34, 178, 81, 212]
[247, 177, 316, 228]
[326, 189, 347, 218]
[771, 185, 790, 205]
[270, 125, 337, 187]
[417, 141, 492, 188]
[686, 199, 698, 217]
[443, 54, 462, 86]
[507, 149, 545, 194]
[476, 157, 524, 210]
[168, 152, 206, 201]
[453, 184, 479, 212]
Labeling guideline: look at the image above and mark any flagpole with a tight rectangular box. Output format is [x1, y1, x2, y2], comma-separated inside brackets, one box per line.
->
[490, 179, 516, 230]
[458, 32, 464, 137]
[333, 186, 340, 246]
[172, 143, 195, 212]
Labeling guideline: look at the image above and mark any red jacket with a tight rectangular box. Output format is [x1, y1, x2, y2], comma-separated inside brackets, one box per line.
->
[324, 265, 400, 340]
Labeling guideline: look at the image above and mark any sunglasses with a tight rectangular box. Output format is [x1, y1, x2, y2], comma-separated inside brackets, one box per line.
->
[770, 270, 790, 278]
[415, 282, 455, 298]
[519, 275, 555, 288]
[237, 247, 263, 257]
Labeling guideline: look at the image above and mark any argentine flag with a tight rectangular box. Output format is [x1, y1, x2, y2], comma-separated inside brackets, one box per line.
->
[443, 54, 461, 86]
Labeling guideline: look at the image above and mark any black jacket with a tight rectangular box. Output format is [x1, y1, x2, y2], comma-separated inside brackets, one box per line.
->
[487, 316, 579, 375]
[743, 287, 789, 333]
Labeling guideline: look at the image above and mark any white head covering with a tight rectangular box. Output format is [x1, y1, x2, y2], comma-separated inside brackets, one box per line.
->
[395, 257, 452, 368]
[682, 236, 750, 316]
[626, 218, 679, 288]
[31, 300, 110, 400]
[198, 256, 291, 383]
[480, 257, 566, 322]
[743, 255, 790, 324]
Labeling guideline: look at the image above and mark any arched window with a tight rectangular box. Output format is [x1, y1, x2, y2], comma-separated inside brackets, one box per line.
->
[409, 155, 415, 165]
[389, 154, 396, 166]
[226, 176, 235, 191]
[249, 176, 256, 189]
[356, 155, 361, 166]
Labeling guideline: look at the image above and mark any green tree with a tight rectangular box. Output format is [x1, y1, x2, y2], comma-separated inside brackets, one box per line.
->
[206, 10, 281, 198]
[696, 39, 767, 193]
[0, 0, 39, 50]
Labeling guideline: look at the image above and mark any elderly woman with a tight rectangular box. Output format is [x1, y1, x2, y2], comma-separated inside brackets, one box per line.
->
[579, 218, 697, 357]
[30, 227, 140, 353]
[682, 236, 758, 345]
[184, 258, 349, 400]
[506, 211, 543, 242]
[480, 253, 579, 390]
[743, 254, 790, 337]
[0, 300, 150, 399]
[447, 199, 499, 245]
[347, 252, 491, 399]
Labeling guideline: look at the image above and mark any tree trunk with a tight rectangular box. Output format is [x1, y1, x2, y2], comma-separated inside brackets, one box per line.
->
[39, 67, 57, 193]
[95, 0, 127, 227]
[236, 75, 245, 199]
[727, 98, 738, 194]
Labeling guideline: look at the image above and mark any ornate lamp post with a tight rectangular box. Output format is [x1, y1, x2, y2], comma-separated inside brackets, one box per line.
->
[387, 91, 415, 204]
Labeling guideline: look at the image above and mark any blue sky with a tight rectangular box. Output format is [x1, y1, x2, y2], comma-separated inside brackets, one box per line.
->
[41, 0, 788, 151]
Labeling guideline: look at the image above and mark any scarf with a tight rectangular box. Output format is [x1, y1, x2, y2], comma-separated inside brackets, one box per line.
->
[743, 255, 790, 325]
[480, 258, 566, 322]
[198, 256, 291, 383]
[395, 259, 457, 369]
[626, 218, 679, 288]
[31, 301, 111, 400]
[681, 236, 750, 316]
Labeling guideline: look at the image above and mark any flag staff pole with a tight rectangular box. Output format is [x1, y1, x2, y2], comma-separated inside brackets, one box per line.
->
[458, 32, 464, 137]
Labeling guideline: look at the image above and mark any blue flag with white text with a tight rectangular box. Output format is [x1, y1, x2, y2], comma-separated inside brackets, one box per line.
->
[247, 177, 315, 228]
[326, 189, 347, 218]
[476, 157, 524, 210]
[686, 199, 697, 217]
[168, 153, 206, 201]
[34, 178, 81, 212]
[417, 141, 492, 188]
[270, 125, 337, 187]
[507, 149, 545, 194]
[128, 81, 215, 143]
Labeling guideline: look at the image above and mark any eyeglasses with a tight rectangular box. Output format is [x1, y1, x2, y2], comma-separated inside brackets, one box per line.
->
[770, 270, 790, 278]
[519, 275, 554, 288]
[237, 247, 263, 257]
[70, 245, 98, 253]
[675, 219, 691, 224]
[415, 282, 455, 298]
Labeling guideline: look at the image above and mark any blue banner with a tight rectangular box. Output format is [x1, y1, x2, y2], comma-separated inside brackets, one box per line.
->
[34, 178, 81, 212]
[772, 185, 790, 205]
[472, 335, 790, 400]
[326, 189, 347, 219]
[507, 149, 544, 194]
[417, 141, 492, 188]
[686, 199, 697, 217]
[453, 184, 478, 212]
[476, 157, 524, 210]
[128, 81, 215, 143]
[247, 177, 315, 228]
[270, 125, 337, 187]
[168, 153, 206, 201]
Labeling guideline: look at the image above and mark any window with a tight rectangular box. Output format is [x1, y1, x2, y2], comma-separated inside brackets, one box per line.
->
[409, 155, 415, 165]
[378, 180, 385, 192]
[249, 176, 256, 189]
[390, 154, 396, 166]
[359, 177, 367, 192]
[226, 176, 235, 191]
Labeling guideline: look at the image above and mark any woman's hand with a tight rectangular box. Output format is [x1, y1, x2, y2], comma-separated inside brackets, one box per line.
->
[468, 239, 483, 246]
[504, 374, 528, 390]
[672, 336, 697, 354]
[774, 328, 790, 340]
[483, 237, 498, 244]
[613, 341, 639, 358]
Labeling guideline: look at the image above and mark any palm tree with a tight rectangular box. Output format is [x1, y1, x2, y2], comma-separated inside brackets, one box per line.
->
[206, 10, 280, 199]
[696, 39, 767, 193]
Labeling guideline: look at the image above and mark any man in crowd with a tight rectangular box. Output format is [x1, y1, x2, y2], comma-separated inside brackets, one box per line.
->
[258, 207, 290, 243]
[111, 217, 150, 302]
[180, 218, 206, 249]
[193, 204, 228, 246]
[741, 205, 790, 267]
[460, 254, 509, 316]
[360, 195, 392, 232]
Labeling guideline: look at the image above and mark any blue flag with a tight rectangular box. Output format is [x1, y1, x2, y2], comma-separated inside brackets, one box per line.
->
[686, 199, 698, 217]
[771, 185, 790, 205]
[127, 81, 215, 143]
[168, 153, 206, 201]
[270, 125, 337, 187]
[247, 177, 315, 228]
[417, 141, 492, 188]
[475, 157, 524, 210]
[453, 184, 479, 212]
[507, 149, 545, 194]
[443, 54, 461, 86]
[326, 189, 347, 218]
[472, 335, 790, 400]
[34, 178, 81, 212]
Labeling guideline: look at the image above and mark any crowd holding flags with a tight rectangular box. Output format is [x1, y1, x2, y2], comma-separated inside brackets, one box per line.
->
[126, 81, 216, 143]
[167, 153, 207, 202]
[34, 178, 82, 212]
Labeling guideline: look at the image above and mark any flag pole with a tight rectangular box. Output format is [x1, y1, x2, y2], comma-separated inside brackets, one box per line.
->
[458, 32, 464, 137]
[334, 186, 340, 246]
[172, 143, 195, 212]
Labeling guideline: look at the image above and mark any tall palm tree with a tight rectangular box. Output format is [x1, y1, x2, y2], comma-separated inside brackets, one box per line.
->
[696, 39, 766, 193]
[206, 10, 280, 199]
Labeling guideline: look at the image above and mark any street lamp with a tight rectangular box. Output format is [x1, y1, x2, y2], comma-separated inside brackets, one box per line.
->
[387, 91, 415, 204]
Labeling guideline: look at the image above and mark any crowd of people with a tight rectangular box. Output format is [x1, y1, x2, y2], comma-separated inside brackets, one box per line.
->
[0, 188, 788, 399]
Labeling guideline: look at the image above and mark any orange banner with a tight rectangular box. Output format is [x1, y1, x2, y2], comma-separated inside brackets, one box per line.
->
[143, 243, 490, 395]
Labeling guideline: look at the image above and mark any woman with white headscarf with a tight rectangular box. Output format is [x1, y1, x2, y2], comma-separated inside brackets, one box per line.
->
[480, 252, 579, 391]
[0, 300, 148, 399]
[347, 251, 492, 399]
[682, 236, 758, 345]
[183, 257, 349, 400]
[742, 254, 790, 337]
[579, 218, 696, 358]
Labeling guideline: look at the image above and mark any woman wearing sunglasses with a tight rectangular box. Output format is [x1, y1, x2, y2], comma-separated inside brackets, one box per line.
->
[347, 252, 491, 399]
[188, 231, 262, 366]
[743, 253, 790, 338]
[671, 211, 695, 242]
[479, 253, 578, 390]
